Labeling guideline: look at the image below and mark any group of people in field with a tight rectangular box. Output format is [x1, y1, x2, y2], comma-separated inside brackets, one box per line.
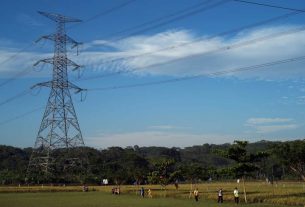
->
[85, 182, 240, 204]
[139, 187, 153, 198]
[112, 185, 240, 204]
[111, 186, 120, 195]
[110, 186, 153, 198]
[192, 187, 239, 204]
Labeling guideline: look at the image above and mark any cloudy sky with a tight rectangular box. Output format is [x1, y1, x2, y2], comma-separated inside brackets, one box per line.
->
[1, 0, 305, 148]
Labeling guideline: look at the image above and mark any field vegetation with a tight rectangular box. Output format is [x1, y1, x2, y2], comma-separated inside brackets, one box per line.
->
[1, 181, 304, 206]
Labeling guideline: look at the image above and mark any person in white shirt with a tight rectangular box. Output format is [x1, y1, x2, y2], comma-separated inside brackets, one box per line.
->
[218, 188, 223, 203]
[234, 187, 239, 204]
[193, 188, 199, 202]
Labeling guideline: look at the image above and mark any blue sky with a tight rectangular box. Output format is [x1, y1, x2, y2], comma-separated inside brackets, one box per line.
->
[1, 0, 305, 148]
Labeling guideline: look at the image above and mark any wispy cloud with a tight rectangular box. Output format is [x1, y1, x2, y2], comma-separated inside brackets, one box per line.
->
[254, 124, 299, 133]
[81, 25, 305, 80]
[148, 125, 188, 130]
[0, 49, 51, 77]
[246, 118, 293, 125]
[245, 117, 299, 134]
[1, 25, 305, 81]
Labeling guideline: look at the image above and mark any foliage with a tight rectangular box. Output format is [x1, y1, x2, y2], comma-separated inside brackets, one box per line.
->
[0, 140, 303, 185]
[148, 158, 175, 186]
[218, 140, 269, 178]
[179, 163, 209, 182]
[272, 140, 305, 181]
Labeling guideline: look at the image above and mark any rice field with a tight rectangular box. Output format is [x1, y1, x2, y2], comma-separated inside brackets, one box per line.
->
[0, 181, 304, 206]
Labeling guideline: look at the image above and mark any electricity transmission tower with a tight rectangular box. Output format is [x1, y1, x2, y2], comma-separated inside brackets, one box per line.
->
[27, 11, 88, 183]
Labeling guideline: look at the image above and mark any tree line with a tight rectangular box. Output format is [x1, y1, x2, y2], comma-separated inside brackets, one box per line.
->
[0, 139, 304, 185]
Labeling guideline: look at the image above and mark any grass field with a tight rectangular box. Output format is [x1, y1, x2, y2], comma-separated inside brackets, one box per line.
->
[0, 181, 304, 207]
[0, 191, 295, 207]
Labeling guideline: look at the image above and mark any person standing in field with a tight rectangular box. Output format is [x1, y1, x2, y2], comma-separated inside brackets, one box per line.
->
[234, 187, 239, 204]
[140, 187, 145, 198]
[82, 184, 88, 192]
[193, 188, 199, 202]
[218, 188, 223, 203]
[148, 188, 152, 198]
[174, 179, 179, 190]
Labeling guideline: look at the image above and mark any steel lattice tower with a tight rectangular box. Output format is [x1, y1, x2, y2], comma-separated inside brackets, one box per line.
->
[27, 11, 87, 182]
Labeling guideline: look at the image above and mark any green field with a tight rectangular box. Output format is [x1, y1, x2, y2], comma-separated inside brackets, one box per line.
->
[0, 191, 294, 207]
[0, 181, 304, 207]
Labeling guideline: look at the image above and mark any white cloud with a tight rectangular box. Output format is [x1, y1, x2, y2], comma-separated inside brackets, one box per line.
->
[245, 117, 299, 134]
[1, 25, 305, 81]
[148, 125, 179, 130]
[246, 118, 293, 125]
[81, 25, 305, 80]
[86, 130, 236, 148]
[254, 124, 299, 133]
[0, 48, 51, 77]
[147, 125, 190, 131]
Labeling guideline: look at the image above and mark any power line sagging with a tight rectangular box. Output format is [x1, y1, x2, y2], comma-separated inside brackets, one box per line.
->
[87, 56, 305, 91]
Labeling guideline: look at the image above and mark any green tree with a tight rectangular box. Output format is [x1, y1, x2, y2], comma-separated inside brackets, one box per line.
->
[216, 140, 269, 203]
[272, 140, 305, 181]
[179, 163, 208, 197]
[149, 158, 175, 186]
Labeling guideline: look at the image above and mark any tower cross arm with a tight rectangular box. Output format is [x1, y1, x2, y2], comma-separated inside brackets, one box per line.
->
[67, 81, 87, 94]
[66, 58, 83, 71]
[36, 34, 82, 49]
[33, 58, 53, 67]
[38, 11, 82, 23]
[35, 34, 56, 43]
[33, 57, 83, 71]
[66, 35, 82, 49]
[31, 81, 86, 92]
[31, 81, 53, 89]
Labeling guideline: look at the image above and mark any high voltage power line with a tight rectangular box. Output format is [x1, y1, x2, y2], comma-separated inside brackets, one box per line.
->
[0, 1, 304, 130]
[68, 0, 137, 29]
[0, 0, 138, 88]
[0, 89, 31, 107]
[104, 0, 230, 42]
[1, 1, 305, 107]
[1, 55, 304, 126]
[0, 0, 212, 68]
[87, 56, 305, 91]
[0, 106, 44, 126]
[233, 0, 305, 12]
[0, 68, 34, 88]
[103, 0, 217, 39]
[1, 22, 305, 107]
[1, 0, 304, 89]
[89, 9, 305, 68]
[0, 0, 228, 89]
[81, 0, 305, 63]
[83, 0, 137, 24]
[99, 0, 305, 44]
[78, 25, 305, 81]
[0, 42, 35, 66]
